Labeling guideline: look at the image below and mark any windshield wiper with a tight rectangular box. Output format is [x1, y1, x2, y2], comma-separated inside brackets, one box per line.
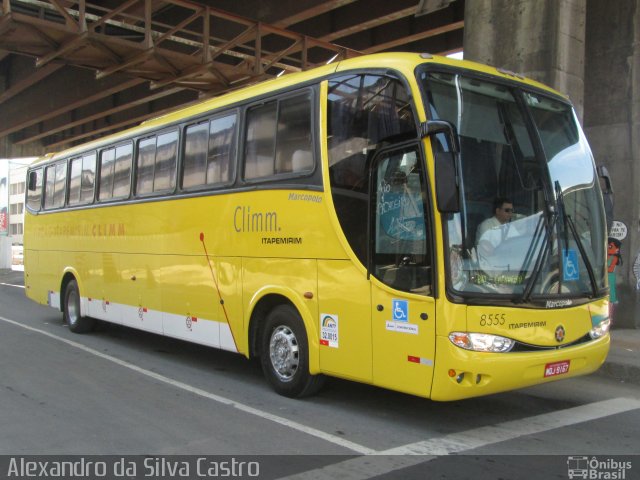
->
[518, 213, 545, 277]
[555, 181, 598, 297]
[520, 183, 599, 303]
[519, 207, 557, 303]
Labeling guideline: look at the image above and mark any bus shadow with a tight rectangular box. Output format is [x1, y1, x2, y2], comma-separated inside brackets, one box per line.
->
[80, 318, 580, 444]
[23, 288, 582, 445]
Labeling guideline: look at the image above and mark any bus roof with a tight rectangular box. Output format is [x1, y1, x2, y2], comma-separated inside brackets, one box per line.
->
[30, 52, 563, 167]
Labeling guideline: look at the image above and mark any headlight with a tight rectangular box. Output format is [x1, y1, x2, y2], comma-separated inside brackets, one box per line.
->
[589, 318, 611, 339]
[449, 332, 515, 353]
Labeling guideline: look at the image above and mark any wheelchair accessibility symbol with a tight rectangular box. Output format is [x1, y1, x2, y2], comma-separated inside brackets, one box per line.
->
[392, 299, 409, 322]
[563, 248, 580, 281]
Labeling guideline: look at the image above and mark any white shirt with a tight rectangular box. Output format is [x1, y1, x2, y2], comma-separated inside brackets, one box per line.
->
[476, 216, 510, 248]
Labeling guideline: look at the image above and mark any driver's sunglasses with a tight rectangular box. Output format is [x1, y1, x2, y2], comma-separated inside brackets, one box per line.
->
[502, 208, 514, 213]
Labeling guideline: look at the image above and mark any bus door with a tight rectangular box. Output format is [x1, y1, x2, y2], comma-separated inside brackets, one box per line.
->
[369, 143, 436, 397]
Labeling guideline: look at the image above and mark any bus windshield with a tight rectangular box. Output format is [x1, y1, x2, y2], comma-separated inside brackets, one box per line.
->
[419, 70, 607, 301]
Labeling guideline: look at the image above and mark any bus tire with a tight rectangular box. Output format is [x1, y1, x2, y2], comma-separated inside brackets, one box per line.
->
[63, 279, 95, 333]
[260, 304, 324, 398]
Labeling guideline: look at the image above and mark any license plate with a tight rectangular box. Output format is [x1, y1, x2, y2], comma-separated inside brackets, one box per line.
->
[544, 360, 571, 378]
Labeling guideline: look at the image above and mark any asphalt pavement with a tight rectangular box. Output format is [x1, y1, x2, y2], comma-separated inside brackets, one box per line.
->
[597, 327, 640, 385]
[1, 268, 639, 387]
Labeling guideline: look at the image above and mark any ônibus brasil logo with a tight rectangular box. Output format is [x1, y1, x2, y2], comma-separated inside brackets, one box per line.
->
[567, 456, 632, 479]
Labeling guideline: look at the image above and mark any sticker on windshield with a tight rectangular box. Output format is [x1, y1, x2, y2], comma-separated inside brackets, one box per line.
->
[563, 249, 580, 281]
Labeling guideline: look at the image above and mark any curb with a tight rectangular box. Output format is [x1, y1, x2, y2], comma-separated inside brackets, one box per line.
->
[594, 361, 640, 386]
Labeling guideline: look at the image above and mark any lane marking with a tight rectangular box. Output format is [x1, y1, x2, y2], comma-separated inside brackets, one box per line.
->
[0, 282, 25, 289]
[381, 396, 640, 455]
[0, 315, 375, 455]
[4, 311, 638, 473]
[279, 455, 432, 480]
[281, 397, 640, 479]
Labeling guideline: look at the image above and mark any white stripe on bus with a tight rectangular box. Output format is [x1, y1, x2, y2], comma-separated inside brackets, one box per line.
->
[45, 291, 239, 352]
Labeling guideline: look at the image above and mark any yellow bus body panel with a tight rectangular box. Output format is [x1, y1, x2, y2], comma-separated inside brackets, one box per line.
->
[24, 52, 609, 401]
[25, 187, 344, 355]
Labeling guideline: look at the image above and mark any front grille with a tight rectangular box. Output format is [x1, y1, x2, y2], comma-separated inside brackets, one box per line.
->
[509, 332, 593, 352]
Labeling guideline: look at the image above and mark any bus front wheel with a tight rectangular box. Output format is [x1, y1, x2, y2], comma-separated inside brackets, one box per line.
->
[260, 304, 324, 398]
[63, 279, 95, 333]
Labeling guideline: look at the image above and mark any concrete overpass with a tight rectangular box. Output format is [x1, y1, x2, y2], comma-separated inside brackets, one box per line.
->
[0, 0, 638, 328]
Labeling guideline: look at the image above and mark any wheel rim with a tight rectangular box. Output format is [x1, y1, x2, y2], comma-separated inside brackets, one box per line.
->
[269, 325, 299, 382]
[67, 289, 79, 326]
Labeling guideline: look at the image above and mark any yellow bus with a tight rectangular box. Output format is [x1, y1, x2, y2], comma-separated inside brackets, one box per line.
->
[24, 52, 610, 401]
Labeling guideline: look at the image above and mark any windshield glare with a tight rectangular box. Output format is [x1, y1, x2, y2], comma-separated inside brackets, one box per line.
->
[420, 71, 606, 300]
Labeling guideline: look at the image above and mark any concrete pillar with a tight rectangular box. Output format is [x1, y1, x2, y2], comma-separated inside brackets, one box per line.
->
[583, 0, 640, 328]
[0, 137, 43, 158]
[463, 0, 586, 119]
[463, 1, 640, 328]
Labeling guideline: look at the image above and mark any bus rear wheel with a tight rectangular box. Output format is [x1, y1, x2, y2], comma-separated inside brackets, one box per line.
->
[64, 279, 95, 333]
[260, 304, 324, 398]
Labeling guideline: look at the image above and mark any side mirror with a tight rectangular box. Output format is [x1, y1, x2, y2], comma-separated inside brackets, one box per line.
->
[27, 171, 38, 191]
[420, 120, 460, 153]
[421, 121, 460, 213]
[434, 151, 460, 213]
[597, 164, 614, 232]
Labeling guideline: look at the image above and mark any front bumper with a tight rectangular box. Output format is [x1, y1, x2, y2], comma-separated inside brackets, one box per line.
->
[429, 333, 610, 401]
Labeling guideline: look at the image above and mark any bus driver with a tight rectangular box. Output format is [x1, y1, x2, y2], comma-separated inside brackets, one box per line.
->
[476, 197, 515, 258]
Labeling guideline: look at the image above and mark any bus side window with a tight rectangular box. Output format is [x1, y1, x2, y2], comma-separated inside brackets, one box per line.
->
[276, 93, 313, 174]
[100, 143, 133, 201]
[327, 74, 416, 265]
[154, 130, 178, 192]
[183, 112, 237, 190]
[136, 136, 157, 195]
[99, 148, 116, 201]
[69, 153, 96, 206]
[53, 162, 67, 208]
[80, 153, 96, 204]
[27, 168, 43, 211]
[136, 131, 179, 196]
[68, 157, 83, 205]
[207, 113, 237, 184]
[183, 122, 209, 189]
[44, 162, 67, 210]
[244, 92, 313, 181]
[244, 102, 277, 180]
[112, 144, 132, 198]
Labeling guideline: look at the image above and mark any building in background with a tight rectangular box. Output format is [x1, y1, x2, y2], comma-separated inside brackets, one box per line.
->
[8, 161, 28, 245]
[0, 158, 34, 269]
[0, 161, 7, 238]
